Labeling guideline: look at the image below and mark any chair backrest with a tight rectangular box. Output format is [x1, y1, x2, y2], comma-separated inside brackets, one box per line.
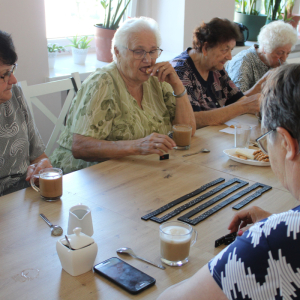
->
[19, 72, 81, 156]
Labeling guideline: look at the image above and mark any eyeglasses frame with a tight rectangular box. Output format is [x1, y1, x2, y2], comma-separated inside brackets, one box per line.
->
[125, 48, 163, 60]
[255, 129, 276, 154]
[0, 63, 17, 83]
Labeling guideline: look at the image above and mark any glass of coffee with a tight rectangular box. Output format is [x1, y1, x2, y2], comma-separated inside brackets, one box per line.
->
[30, 168, 63, 201]
[159, 221, 197, 266]
[171, 124, 192, 150]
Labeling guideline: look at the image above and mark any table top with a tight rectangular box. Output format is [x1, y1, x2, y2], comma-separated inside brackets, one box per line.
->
[0, 115, 298, 300]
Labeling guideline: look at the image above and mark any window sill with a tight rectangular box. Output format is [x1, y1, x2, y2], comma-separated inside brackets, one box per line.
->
[47, 50, 179, 82]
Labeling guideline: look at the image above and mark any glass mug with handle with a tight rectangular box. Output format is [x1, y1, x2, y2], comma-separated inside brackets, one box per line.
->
[30, 168, 63, 201]
[159, 221, 198, 266]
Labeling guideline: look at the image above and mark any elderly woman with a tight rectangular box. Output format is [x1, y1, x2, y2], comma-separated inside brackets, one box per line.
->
[0, 31, 52, 196]
[226, 20, 297, 96]
[170, 18, 260, 129]
[50, 17, 195, 174]
[158, 63, 300, 299]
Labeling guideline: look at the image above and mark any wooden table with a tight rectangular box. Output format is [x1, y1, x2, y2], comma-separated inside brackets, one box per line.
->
[0, 115, 298, 300]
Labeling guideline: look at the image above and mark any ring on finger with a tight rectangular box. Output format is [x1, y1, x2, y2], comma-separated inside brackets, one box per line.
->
[155, 143, 159, 149]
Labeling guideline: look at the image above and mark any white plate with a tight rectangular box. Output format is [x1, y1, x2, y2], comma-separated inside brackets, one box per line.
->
[223, 149, 270, 167]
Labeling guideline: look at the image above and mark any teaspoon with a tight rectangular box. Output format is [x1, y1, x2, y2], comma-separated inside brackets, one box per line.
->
[116, 247, 165, 270]
[39, 213, 63, 236]
[182, 148, 210, 157]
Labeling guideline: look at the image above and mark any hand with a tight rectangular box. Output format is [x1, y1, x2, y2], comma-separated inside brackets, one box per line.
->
[25, 158, 52, 181]
[228, 206, 271, 236]
[148, 62, 181, 87]
[239, 94, 261, 114]
[136, 132, 176, 156]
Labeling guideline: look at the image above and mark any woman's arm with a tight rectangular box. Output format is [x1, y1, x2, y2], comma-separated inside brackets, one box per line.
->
[72, 132, 176, 161]
[194, 94, 260, 129]
[149, 62, 196, 135]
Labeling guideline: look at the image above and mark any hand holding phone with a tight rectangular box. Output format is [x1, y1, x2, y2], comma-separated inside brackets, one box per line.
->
[94, 257, 156, 294]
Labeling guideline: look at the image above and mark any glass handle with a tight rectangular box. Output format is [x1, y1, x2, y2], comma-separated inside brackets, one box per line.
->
[30, 175, 40, 193]
[191, 229, 198, 247]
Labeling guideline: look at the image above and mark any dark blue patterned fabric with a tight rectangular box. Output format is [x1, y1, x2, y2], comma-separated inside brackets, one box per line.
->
[208, 205, 300, 300]
[170, 48, 244, 112]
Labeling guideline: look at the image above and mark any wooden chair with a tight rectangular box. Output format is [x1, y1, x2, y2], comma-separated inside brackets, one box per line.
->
[19, 72, 81, 156]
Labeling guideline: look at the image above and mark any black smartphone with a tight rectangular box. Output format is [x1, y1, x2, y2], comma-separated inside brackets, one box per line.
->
[93, 257, 156, 294]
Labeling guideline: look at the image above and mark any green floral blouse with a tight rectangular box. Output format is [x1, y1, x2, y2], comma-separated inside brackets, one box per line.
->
[50, 62, 176, 174]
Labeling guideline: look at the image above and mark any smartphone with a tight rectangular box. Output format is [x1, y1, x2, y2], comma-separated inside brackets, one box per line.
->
[94, 257, 156, 294]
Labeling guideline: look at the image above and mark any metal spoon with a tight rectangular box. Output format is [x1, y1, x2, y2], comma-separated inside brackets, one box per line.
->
[39, 213, 63, 236]
[116, 247, 165, 270]
[65, 235, 73, 250]
[182, 148, 210, 157]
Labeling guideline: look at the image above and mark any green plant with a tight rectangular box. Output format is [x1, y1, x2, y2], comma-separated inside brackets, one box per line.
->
[67, 35, 93, 49]
[47, 43, 65, 53]
[235, 0, 260, 15]
[264, 0, 285, 20]
[98, 0, 132, 29]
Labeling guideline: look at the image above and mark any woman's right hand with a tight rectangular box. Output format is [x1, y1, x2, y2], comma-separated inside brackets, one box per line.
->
[135, 132, 176, 156]
[228, 206, 271, 236]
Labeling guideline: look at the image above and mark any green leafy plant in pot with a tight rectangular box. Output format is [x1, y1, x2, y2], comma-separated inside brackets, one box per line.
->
[95, 0, 132, 62]
[264, 0, 285, 23]
[67, 35, 93, 65]
[47, 43, 65, 69]
[282, 0, 300, 29]
[234, 0, 267, 41]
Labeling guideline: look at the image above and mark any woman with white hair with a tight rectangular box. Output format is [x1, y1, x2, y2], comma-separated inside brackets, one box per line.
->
[50, 17, 195, 175]
[226, 20, 297, 96]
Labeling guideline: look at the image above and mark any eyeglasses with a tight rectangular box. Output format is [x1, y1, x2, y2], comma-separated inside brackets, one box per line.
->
[256, 129, 276, 154]
[126, 48, 163, 60]
[0, 64, 17, 83]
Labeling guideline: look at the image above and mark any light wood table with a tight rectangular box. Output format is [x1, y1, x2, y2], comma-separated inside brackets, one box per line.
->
[0, 116, 297, 300]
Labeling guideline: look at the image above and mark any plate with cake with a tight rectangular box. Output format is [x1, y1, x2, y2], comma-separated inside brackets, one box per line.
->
[223, 148, 270, 166]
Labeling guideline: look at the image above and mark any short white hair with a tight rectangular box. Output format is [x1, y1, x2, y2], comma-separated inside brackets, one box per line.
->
[111, 17, 162, 62]
[258, 20, 297, 53]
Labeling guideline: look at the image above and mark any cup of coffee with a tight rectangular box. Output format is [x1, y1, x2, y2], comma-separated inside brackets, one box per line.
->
[171, 124, 192, 150]
[159, 221, 197, 266]
[30, 168, 63, 201]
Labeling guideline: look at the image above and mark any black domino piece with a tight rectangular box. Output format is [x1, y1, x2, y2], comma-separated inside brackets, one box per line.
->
[215, 236, 225, 247]
[215, 232, 237, 247]
[141, 178, 225, 220]
[232, 184, 272, 210]
[149, 178, 246, 224]
[179, 183, 271, 225]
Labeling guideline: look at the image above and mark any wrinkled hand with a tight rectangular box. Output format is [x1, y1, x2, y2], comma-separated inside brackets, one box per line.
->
[26, 158, 53, 181]
[240, 94, 261, 114]
[136, 132, 176, 156]
[228, 206, 271, 236]
[148, 62, 180, 88]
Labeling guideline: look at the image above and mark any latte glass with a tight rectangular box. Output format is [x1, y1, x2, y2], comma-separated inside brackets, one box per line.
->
[159, 221, 197, 266]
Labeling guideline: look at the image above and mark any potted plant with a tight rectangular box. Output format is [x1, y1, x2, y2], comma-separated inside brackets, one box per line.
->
[283, 0, 300, 29]
[95, 0, 132, 62]
[264, 0, 284, 23]
[47, 43, 65, 69]
[67, 35, 93, 65]
[234, 0, 267, 41]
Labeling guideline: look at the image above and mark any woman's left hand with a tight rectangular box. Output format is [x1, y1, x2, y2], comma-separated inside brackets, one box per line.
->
[26, 158, 52, 181]
[148, 62, 181, 88]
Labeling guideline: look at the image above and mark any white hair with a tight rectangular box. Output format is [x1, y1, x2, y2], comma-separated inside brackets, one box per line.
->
[258, 20, 297, 53]
[111, 17, 162, 62]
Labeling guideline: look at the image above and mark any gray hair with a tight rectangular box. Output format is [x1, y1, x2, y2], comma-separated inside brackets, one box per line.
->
[261, 63, 300, 147]
[111, 17, 162, 62]
[258, 21, 297, 53]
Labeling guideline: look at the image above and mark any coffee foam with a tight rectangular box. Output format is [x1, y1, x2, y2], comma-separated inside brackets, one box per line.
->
[161, 226, 191, 243]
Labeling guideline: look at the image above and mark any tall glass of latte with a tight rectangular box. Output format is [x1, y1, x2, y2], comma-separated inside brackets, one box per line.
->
[30, 168, 63, 201]
[159, 221, 197, 266]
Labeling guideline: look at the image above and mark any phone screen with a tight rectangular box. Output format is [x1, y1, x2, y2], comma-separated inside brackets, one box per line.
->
[94, 257, 156, 294]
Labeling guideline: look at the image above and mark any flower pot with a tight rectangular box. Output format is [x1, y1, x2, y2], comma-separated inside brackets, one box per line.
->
[94, 25, 116, 62]
[72, 48, 88, 65]
[234, 12, 267, 41]
[48, 52, 58, 69]
[288, 14, 300, 29]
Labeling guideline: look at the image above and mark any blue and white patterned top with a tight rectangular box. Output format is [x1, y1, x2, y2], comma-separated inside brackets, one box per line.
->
[170, 48, 244, 112]
[209, 205, 300, 300]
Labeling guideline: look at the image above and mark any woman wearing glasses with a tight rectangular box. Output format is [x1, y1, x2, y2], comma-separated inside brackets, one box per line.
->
[0, 31, 52, 196]
[158, 64, 300, 300]
[50, 17, 195, 175]
[171, 18, 260, 129]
